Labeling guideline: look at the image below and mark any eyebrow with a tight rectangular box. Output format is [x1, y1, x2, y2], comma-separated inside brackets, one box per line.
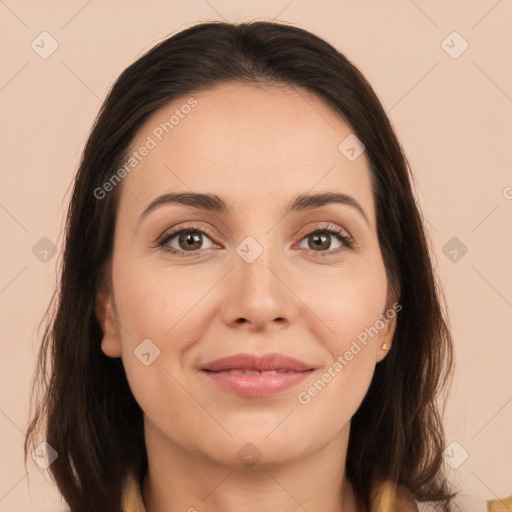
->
[138, 191, 370, 226]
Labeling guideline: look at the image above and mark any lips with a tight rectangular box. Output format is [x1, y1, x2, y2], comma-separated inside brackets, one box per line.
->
[211, 368, 301, 375]
[201, 353, 313, 372]
[201, 353, 315, 398]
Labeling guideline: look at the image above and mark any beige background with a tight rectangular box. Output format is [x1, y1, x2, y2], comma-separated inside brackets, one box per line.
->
[1, 1, 511, 510]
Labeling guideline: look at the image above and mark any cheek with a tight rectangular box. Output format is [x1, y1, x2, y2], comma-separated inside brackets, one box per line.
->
[287, 261, 387, 422]
[292, 268, 386, 434]
[110, 259, 216, 419]
[293, 348, 375, 447]
[113, 259, 209, 347]
[299, 259, 388, 353]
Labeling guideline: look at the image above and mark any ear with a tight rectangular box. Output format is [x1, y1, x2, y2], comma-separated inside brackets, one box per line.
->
[95, 285, 122, 358]
[375, 305, 399, 364]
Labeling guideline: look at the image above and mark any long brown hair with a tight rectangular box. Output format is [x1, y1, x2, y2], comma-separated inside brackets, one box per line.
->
[25, 20, 455, 511]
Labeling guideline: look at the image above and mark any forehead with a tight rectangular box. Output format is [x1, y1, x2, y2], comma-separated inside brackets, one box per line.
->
[118, 83, 374, 222]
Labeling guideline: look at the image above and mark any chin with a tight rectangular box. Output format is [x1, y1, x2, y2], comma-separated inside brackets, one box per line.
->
[199, 430, 311, 469]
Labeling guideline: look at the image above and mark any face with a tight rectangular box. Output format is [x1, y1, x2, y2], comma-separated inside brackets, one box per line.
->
[96, 82, 396, 468]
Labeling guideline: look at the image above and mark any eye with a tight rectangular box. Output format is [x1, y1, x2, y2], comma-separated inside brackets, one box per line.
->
[298, 224, 353, 255]
[157, 225, 216, 256]
[156, 223, 354, 258]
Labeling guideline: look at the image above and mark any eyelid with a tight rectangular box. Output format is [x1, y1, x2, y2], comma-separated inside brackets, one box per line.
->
[292, 223, 355, 255]
[294, 222, 352, 242]
[154, 222, 219, 248]
[155, 221, 355, 257]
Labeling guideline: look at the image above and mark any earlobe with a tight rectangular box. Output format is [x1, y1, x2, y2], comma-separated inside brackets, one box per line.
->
[95, 286, 122, 358]
[375, 312, 397, 363]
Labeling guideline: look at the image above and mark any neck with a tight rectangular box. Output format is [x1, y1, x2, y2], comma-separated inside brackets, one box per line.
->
[141, 421, 357, 512]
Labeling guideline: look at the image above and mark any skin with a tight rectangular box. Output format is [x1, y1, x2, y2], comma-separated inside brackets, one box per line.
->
[96, 82, 396, 512]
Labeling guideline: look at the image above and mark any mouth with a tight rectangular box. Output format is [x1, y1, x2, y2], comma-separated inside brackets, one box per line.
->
[204, 368, 309, 375]
[201, 353, 314, 372]
[200, 353, 315, 397]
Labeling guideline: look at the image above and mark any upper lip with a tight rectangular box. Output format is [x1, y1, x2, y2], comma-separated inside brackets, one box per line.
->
[201, 353, 314, 372]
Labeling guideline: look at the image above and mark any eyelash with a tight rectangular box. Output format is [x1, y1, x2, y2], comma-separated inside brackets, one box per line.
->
[155, 223, 354, 258]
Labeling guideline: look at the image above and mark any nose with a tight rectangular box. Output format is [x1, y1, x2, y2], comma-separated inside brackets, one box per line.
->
[220, 244, 298, 332]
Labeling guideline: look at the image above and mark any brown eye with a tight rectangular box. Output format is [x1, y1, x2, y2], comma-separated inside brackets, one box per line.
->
[159, 228, 215, 255]
[299, 228, 349, 253]
[177, 231, 204, 251]
[306, 233, 332, 251]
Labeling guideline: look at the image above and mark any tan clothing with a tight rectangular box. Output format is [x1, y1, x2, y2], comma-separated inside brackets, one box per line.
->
[121, 474, 418, 511]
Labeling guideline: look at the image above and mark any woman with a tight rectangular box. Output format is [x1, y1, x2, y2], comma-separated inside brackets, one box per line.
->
[25, 20, 456, 512]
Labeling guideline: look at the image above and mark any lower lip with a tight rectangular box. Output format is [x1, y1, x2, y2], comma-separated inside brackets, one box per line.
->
[201, 370, 314, 397]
